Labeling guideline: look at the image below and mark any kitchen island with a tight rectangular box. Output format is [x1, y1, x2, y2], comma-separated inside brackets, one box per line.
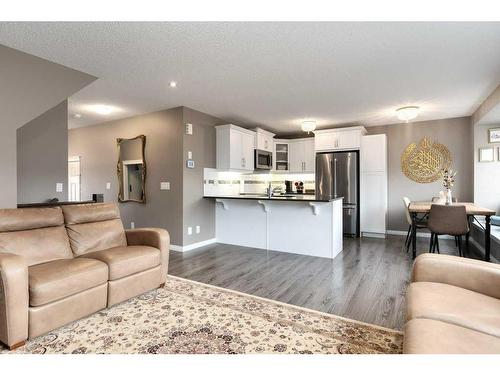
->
[204, 194, 343, 259]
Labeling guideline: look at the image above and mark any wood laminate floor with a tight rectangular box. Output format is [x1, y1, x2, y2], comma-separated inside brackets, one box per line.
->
[168, 235, 482, 330]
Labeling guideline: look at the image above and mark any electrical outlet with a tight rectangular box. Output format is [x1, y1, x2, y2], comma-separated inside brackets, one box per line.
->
[196, 225, 200, 234]
[106, 182, 111, 190]
[56, 183, 63, 193]
[187, 227, 193, 235]
[160, 182, 170, 190]
[131, 222, 135, 229]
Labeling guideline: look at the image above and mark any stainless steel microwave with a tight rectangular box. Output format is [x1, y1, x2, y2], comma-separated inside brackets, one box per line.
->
[254, 149, 272, 170]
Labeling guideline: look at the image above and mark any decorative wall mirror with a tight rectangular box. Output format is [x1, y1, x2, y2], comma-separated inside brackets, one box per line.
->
[117, 135, 146, 203]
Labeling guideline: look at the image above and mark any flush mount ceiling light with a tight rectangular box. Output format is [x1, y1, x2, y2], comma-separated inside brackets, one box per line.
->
[301, 120, 317, 133]
[396, 106, 420, 122]
[169, 81, 177, 88]
[87, 105, 116, 115]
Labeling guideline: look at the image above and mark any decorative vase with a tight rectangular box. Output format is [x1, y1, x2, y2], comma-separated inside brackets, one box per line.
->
[445, 189, 452, 205]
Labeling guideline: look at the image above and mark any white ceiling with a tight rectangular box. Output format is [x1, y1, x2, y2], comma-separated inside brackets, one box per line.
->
[1, 22, 500, 134]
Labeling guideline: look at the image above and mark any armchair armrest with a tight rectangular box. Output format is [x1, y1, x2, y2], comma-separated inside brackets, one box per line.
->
[0, 251, 29, 349]
[125, 228, 170, 284]
[412, 253, 500, 299]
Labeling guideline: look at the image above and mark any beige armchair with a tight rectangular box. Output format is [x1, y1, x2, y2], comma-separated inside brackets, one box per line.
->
[404, 253, 500, 354]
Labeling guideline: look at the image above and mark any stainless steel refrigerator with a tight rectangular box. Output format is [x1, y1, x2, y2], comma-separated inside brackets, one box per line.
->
[316, 151, 359, 236]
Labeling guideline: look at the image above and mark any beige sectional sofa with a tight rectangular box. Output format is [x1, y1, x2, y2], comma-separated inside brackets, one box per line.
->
[0, 203, 169, 350]
[404, 253, 500, 354]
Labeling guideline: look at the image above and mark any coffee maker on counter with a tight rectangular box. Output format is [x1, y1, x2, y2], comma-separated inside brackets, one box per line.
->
[284, 180, 304, 194]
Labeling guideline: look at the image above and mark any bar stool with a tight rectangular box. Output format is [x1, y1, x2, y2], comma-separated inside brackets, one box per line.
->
[403, 197, 427, 252]
[427, 204, 469, 257]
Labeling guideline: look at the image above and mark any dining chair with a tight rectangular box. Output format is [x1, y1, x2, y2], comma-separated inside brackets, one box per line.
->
[427, 204, 469, 257]
[403, 197, 427, 252]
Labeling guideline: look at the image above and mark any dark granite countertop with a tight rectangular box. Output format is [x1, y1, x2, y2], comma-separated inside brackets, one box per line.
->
[203, 194, 343, 203]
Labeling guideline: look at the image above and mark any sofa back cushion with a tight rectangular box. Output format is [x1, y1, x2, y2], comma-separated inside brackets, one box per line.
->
[0, 207, 73, 266]
[62, 203, 127, 256]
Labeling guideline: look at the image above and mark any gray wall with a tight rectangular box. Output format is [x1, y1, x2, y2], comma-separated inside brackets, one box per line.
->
[368, 117, 473, 231]
[0, 44, 96, 208]
[182, 107, 220, 245]
[17, 100, 69, 204]
[69, 107, 185, 245]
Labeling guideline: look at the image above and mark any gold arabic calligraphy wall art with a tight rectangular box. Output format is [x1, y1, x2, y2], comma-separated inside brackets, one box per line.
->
[401, 137, 452, 183]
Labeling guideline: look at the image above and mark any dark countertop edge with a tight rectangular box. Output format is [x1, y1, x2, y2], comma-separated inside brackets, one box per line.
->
[203, 195, 343, 203]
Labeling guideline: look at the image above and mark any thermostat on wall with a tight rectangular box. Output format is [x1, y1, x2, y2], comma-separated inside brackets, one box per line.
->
[186, 159, 195, 168]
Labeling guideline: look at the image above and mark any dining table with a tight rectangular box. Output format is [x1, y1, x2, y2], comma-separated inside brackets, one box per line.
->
[408, 201, 496, 261]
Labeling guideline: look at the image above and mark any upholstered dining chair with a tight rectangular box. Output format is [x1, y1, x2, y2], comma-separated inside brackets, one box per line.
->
[403, 197, 428, 252]
[427, 204, 469, 257]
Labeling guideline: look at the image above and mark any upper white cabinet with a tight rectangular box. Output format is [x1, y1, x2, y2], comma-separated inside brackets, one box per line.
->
[274, 140, 290, 171]
[289, 138, 315, 172]
[216, 124, 255, 171]
[254, 128, 275, 152]
[314, 126, 367, 152]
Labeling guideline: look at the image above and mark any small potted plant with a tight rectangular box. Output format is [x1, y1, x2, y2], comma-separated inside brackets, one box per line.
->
[441, 169, 457, 205]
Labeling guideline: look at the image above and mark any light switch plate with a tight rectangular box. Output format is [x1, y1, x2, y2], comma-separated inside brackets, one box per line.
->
[187, 151, 193, 159]
[56, 183, 63, 193]
[185, 123, 193, 135]
[186, 160, 195, 169]
[106, 182, 111, 190]
[160, 182, 170, 190]
[196, 225, 200, 234]
[187, 227, 193, 235]
[130, 222, 135, 229]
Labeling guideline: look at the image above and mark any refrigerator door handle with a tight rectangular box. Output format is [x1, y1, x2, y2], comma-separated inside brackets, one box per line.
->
[333, 158, 337, 198]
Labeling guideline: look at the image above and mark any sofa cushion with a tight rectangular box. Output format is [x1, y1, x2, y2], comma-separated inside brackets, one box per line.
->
[404, 318, 500, 354]
[62, 203, 127, 255]
[62, 203, 122, 225]
[406, 281, 500, 338]
[28, 258, 108, 306]
[0, 207, 74, 267]
[0, 207, 64, 232]
[80, 245, 161, 280]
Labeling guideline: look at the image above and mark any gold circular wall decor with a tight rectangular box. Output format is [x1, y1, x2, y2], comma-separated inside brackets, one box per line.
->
[401, 137, 452, 183]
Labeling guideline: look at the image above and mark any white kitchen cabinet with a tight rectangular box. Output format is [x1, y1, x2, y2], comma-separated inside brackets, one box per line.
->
[274, 140, 289, 171]
[289, 138, 315, 172]
[314, 126, 366, 152]
[360, 134, 387, 237]
[216, 124, 255, 171]
[254, 128, 275, 152]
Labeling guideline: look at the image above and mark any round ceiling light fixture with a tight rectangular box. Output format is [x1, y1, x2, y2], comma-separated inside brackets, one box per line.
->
[169, 81, 177, 88]
[301, 120, 317, 134]
[396, 106, 420, 123]
[87, 104, 116, 115]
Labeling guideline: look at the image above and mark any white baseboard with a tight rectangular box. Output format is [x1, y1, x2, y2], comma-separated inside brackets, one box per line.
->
[386, 230, 454, 240]
[170, 238, 217, 252]
[362, 232, 386, 239]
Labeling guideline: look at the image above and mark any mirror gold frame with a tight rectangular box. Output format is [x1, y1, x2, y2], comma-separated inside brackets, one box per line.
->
[117, 135, 147, 203]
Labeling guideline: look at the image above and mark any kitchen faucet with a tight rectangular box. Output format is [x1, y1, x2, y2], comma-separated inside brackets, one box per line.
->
[267, 182, 283, 198]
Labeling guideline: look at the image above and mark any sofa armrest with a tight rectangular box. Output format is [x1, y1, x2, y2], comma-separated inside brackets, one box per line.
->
[412, 253, 500, 299]
[0, 252, 29, 348]
[125, 228, 170, 284]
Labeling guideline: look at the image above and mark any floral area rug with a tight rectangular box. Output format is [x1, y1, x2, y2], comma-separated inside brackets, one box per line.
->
[2, 275, 403, 354]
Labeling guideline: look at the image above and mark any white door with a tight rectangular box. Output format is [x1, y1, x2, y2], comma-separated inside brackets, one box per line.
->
[241, 131, 255, 170]
[229, 130, 244, 169]
[302, 139, 315, 172]
[289, 141, 304, 172]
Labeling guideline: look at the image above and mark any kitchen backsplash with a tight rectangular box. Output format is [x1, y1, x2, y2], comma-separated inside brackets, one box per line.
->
[204, 168, 315, 196]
